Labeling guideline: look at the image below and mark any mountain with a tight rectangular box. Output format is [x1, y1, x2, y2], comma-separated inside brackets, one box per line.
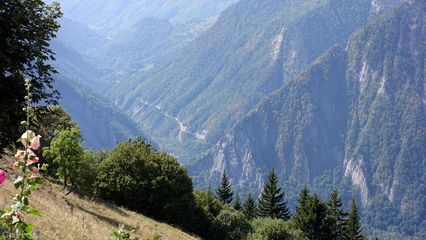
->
[49, 40, 145, 150]
[117, 0, 402, 161]
[48, 0, 239, 36]
[55, 77, 145, 150]
[192, 0, 425, 238]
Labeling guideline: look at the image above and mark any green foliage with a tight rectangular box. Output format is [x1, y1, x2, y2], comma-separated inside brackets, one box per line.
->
[216, 171, 233, 205]
[0, 0, 62, 150]
[327, 188, 347, 240]
[43, 128, 84, 188]
[346, 198, 365, 240]
[257, 169, 290, 220]
[191, 188, 226, 236]
[73, 150, 105, 196]
[95, 138, 194, 228]
[292, 186, 334, 240]
[30, 105, 77, 175]
[248, 218, 307, 240]
[210, 210, 251, 240]
[111, 225, 138, 240]
[233, 193, 242, 211]
[243, 193, 257, 220]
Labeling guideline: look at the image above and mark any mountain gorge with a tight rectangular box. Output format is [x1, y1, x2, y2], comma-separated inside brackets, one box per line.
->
[47, 0, 239, 150]
[46, 0, 425, 238]
[118, 0, 404, 161]
[192, 1, 425, 237]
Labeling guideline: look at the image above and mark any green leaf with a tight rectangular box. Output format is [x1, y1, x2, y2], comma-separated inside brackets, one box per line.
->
[14, 176, 24, 188]
[28, 208, 42, 217]
[25, 223, 33, 233]
[23, 196, 29, 205]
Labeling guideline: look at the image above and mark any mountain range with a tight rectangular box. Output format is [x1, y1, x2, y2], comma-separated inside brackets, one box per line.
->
[49, 0, 425, 238]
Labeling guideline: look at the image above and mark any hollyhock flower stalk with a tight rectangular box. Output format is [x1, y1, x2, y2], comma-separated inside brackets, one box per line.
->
[0, 79, 45, 238]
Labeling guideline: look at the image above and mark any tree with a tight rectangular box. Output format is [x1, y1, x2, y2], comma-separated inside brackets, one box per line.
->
[210, 210, 252, 240]
[0, 0, 62, 149]
[31, 105, 76, 149]
[257, 168, 290, 220]
[249, 218, 307, 240]
[292, 185, 311, 229]
[95, 138, 194, 227]
[346, 197, 365, 240]
[293, 192, 334, 240]
[243, 193, 257, 220]
[216, 171, 233, 204]
[327, 188, 347, 240]
[234, 193, 242, 211]
[43, 127, 84, 188]
[31, 105, 77, 176]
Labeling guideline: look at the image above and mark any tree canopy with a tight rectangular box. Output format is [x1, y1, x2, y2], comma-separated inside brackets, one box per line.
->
[0, 0, 62, 149]
[257, 169, 290, 220]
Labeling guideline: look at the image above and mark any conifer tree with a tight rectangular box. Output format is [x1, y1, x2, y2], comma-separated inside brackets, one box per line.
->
[207, 185, 216, 213]
[243, 193, 257, 220]
[234, 193, 242, 210]
[293, 188, 333, 240]
[346, 197, 365, 240]
[257, 168, 290, 220]
[292, 185, 311, 229]
[327, 188, 347, 240]
[216, 171, 233, 204]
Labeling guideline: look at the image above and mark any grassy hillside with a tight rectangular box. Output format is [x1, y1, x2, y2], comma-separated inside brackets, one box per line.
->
[0, 154, 198, 240]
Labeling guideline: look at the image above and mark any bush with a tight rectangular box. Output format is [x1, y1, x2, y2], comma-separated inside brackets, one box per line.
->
[95, 138, 194, 226]
[210, 210, 252, 240]
[249, 218, 307, 240]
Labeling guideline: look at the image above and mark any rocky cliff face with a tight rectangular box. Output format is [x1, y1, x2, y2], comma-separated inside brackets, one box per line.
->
[192, 0, 425, 236]
[344, 0, 425, 212]
[192, 46, 348, 191]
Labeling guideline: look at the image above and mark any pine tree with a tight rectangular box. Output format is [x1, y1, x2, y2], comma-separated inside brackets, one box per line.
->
[207, 185, 216, 213]
[327, 188, 347, 240]
[234, 193, 242, 210]
[346, 197, 365, 240]
[257, 168, 290, 220]
[243, 193, 257, 220]
[292, 185, 311, 229]
[216, 171, 233, 204]
[293, 187, 334, 240]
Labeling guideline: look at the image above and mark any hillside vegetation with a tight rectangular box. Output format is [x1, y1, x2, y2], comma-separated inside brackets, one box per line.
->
[0, 155, 198, 240]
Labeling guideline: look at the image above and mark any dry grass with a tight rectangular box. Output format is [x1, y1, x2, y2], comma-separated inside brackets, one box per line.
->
[0, 154, 199, 240]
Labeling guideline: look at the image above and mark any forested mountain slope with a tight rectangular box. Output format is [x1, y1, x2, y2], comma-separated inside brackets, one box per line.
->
[192, 1, 426, 238]
[119, 0, 402, 161]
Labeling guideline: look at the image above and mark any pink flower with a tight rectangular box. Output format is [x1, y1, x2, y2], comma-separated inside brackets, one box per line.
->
[30, 135, 41, 150]
[14, 150, 24, 160]
[32, 167, 39, 174]
[0, 170, 6, 184]
[26, 157, 39, 166]
[21, 130, 34, 147]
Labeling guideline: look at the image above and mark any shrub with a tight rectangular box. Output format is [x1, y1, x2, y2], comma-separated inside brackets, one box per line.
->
[95, 138, 194, 226]
[249, 218, 307, 240]
[210, 210, 252, 240]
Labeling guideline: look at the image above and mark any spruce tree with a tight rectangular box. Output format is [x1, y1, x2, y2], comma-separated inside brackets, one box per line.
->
[327, 188, 347, 240]
[257, 168, 290, 220]
[234, 193, 242, 210]
[216, 171, 233, 204]
[346, 197, 365, 240]
[292, 185, 311, 229]
[243, 193, 257, 220]
[293, 187, 333, 240]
